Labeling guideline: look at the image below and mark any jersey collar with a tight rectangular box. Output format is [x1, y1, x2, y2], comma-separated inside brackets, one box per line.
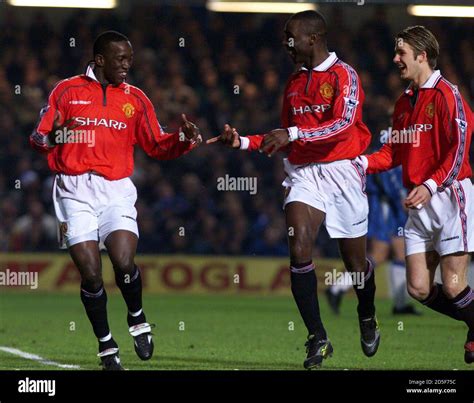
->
[300, 52, 338, 72]
[85, 63, 99, 82]
[421, 69, 441, 88]
[85, 62, 127, 88]
[404, 69, 441, 94]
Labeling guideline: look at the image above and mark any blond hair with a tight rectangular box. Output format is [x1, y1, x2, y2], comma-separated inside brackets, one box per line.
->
[396, 26, 439, 69]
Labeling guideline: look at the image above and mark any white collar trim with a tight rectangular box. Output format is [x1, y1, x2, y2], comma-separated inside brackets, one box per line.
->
[85, 63, 99, 82]
[405, 70, 441, 93]
[421, 70, 441, 88]
[300, 52, 338, 72]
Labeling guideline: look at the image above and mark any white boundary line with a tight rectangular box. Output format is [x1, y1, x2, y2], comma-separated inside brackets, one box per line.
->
[0, 346, 81, 369]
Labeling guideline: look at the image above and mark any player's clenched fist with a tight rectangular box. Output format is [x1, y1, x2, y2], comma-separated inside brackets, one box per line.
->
[260, 129, 290, 157]
[206, 124, 241, 148]
[404, 185, 432, 209]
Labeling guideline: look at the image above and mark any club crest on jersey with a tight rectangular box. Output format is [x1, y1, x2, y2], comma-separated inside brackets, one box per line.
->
[319, 82, 334, 99]
[425, 102, 434, 119]
[122, 103, 135, 118]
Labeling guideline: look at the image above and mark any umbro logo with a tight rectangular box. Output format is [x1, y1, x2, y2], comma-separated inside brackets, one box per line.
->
[69, 100, 92, 104]
[441, 236, 459, 242]
[352, 218, 367, 226]
[121, 215, 136, 222]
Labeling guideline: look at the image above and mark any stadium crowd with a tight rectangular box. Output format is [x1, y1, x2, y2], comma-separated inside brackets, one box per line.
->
[0, 5, 473, 255]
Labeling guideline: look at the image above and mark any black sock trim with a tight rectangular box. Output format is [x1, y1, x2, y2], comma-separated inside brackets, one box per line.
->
[99, 338, 118, 353]
[451, 286, 474, 310]
[290, 261, 313, 268]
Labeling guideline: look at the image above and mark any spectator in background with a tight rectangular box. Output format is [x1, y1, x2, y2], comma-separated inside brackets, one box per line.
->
[9, 199, 56, 251]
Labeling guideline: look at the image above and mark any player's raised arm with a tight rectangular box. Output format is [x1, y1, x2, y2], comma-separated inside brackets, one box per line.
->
[135, 92, 200, 160]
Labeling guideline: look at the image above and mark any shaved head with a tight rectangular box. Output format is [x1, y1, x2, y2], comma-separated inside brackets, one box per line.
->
[288, 10, 327, 38]
[283, 9, 329, 67]
[93, 30, 130, 57]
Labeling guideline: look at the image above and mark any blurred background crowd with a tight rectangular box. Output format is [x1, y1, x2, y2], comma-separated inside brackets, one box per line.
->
[0, 4, 473, 255]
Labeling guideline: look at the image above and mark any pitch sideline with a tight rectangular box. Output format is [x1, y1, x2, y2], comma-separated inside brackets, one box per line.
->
[0, 346, 81, 369]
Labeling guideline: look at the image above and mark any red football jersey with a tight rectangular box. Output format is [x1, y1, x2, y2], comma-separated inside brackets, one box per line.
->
[366, 70, 473, 192]
[239, 52, 372, 164]
[30, 64, 196, 180]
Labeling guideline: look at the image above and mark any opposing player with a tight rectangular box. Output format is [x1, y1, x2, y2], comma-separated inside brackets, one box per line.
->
[30, 31, 201, 369]
[208, 10, 380, 369]
[359, 26, 473, 363]
[326, 167, 420, 315]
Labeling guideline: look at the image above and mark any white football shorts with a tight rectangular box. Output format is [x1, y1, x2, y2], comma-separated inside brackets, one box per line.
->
[282, 158, 368, 238]
[52, 172, 139, 249]
[404, 178, 474, 256]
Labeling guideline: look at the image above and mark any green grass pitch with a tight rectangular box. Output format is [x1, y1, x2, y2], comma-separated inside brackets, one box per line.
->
[0, 292, 472, 370]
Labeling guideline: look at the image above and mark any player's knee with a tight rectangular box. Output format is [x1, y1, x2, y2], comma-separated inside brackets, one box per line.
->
[343, 258, 366, 273]
[81, 271, 103, 292]
[442, 282, 464, 299]
[112, 255, 135, 275]
[407, 282, 429, 301]
[289, 234, 312, 263]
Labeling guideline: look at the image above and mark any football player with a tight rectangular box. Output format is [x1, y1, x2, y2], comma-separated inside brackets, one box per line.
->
[30, 31, 201, 369]
[360, 26, 473, 363]
[208, 10, 380, 369]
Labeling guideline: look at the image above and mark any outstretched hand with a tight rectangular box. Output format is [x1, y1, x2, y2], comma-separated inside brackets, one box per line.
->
[180, 113, 202, 144]
[206, 124, 241, 148]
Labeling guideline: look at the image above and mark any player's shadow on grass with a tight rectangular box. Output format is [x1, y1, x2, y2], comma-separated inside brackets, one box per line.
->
[157, 354, 303, 370]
